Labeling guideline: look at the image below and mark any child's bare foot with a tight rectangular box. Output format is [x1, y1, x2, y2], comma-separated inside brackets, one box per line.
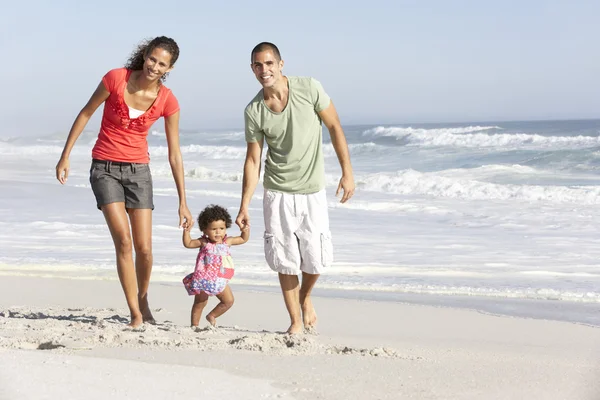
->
[286, 322, 304, 335]
[301, 298, 317, 329]
[206, 315, 217, 327]
[139, 295, 156, 324]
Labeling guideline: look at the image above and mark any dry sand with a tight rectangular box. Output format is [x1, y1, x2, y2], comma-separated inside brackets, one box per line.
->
[1, 275, 599, 399]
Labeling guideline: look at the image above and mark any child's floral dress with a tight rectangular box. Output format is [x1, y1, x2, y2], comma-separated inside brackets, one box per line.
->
[183, 235, 234, 296]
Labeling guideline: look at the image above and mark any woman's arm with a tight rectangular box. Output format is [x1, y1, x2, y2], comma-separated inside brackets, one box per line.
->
[56, 82, 110, 184]
[164, 111, 193, 228]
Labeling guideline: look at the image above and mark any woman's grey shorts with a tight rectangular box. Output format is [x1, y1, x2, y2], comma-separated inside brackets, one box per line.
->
[89, 159, 154, 210]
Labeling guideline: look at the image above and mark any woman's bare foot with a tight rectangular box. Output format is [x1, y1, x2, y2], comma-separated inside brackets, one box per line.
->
[301, 298, 317, 329]
[286, 322, 304, 335]
[206, 314, 217, 327]
[128, 314, 144, 328]
[139, 295, 156, 324]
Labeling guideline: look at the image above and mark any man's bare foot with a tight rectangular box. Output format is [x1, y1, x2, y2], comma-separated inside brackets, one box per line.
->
[139, 295, 156, 324]
[286, 322, 304, 335]
[206, 315, 217, 327]
[301, 298, 317, 329]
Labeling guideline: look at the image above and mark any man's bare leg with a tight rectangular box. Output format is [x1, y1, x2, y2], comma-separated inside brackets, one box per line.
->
[191, 292, 209, 327]
[206, 285, 234, 326]
[299, 272, 319, 329]
[278, 273, 303, 334]
[129, 208, 155, 323]
[101, 203, 142, 328]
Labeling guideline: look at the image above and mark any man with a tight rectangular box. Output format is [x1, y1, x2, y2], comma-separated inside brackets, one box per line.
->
[236, 42, 355, 334]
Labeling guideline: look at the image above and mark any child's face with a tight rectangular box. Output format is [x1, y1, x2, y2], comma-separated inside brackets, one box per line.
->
[203, 220, 227, 243]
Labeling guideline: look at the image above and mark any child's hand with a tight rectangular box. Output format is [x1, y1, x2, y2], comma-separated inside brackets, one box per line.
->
[241, 225, 250, 233]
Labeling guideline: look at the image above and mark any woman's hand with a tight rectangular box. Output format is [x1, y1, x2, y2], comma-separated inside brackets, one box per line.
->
[55, 157, 70, 184]
[179, 204, 193, 229]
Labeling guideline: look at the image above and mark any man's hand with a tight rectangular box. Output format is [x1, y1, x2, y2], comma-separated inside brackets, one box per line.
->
[236, 209, 251, 230]
[336, 174, 355, 203]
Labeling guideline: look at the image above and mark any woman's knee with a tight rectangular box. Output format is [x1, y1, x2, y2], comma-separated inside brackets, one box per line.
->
[113, 235, 133, 255]
[134, 242, 153, 259]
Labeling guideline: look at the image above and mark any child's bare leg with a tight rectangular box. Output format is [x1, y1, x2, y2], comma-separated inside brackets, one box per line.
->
[191, 292, 209, 327]
[206, 285, 234, 326]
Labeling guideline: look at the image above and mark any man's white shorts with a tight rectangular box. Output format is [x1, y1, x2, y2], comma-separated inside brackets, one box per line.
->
[263, 188, 333, 275]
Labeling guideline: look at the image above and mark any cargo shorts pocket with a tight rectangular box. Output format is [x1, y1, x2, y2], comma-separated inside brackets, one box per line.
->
[320, 231, 333, 268]
[264, 232, 280, 271]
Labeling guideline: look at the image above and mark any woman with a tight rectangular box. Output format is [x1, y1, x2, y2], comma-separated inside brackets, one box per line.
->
[55, 36, 193, 327]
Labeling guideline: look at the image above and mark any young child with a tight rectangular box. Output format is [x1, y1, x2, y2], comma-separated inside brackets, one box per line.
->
[182, 204, 249, 328]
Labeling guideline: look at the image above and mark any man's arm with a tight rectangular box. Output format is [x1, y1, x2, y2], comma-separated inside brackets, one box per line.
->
[318, 101, 355, 203]
[235, 140, 264, 229]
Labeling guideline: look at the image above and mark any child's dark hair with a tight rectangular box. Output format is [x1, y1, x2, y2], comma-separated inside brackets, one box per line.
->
[197, 205, 232, 230]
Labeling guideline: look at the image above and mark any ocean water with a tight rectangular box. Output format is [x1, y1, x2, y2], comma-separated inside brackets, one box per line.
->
[2, 120, 600, 324]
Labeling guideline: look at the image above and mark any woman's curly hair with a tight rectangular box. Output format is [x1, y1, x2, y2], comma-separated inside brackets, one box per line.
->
[197, 205, 232, 230]
[124, 36, 180, 83]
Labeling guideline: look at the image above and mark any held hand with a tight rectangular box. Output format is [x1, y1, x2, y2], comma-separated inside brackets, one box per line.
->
[336, 174, 355, 203]
[179, 205, 193, 229]
[235, 209, 250, 231]
[55, 158, 70, 184]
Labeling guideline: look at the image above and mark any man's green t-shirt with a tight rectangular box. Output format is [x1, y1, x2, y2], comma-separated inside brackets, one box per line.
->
[244, 76, 331, 194]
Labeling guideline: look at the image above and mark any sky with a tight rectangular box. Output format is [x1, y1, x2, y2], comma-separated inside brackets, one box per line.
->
[1, 0, 599, 136]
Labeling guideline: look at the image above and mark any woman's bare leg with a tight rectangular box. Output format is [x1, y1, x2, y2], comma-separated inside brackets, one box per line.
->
[101, 202, 142, 327]
[128, 208, 154, 323]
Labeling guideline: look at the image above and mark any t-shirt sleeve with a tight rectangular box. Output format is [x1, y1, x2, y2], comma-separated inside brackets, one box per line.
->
[244, 109, 263, 143]
[310, 78, 331, 112]
[101, 68, 123, 93]
[162, 91, 180, 117]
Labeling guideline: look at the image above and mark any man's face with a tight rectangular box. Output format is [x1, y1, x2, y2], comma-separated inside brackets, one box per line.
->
[251, 50, 284, 88]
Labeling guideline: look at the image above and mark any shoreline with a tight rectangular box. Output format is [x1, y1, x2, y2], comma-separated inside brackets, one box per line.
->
[2, 267, 599, 328]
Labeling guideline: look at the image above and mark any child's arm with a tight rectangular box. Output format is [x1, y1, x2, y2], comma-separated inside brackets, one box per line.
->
[182, 224, 203, 249]
[226, 226, 250, 246]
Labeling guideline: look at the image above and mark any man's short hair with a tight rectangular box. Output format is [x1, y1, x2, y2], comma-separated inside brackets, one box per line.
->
[251, 42, 281, 62]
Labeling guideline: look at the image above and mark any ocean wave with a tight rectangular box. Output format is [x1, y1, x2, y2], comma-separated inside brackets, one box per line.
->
[364, 126, 600, 149]
[184, 166, 243, 182]
[357, 169, 600, 204]
[328, 199, 457, 215]
[1, 262, 598, 303]
[313, 281, 600, 303]
[150, 144, 246, 159]
[0, 142, 95, 156]
[323, 142, 388, 157]
[154, 187, 264, 200]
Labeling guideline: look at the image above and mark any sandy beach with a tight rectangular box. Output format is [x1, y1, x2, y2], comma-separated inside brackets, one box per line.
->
[0, 276, 598, 399]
